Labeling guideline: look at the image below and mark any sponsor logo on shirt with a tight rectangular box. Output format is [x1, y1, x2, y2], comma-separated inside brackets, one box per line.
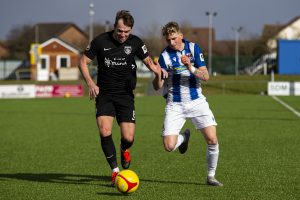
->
[142, 45, 148, 54]
[132, 110, 135, 121]
[173, 65, 187, 74]
[104, 57, 127, 68]
[200, 53, 205, 62]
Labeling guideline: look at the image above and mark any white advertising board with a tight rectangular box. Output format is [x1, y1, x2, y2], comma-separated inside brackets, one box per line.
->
[0, 85, 35, 98]
[268, 82, 300, 96]
[294, 82, 300, 95]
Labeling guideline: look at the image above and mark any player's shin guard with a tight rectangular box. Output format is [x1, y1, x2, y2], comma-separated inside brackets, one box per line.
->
[100, 135, 117, 169]
[206, 143, 219, 177]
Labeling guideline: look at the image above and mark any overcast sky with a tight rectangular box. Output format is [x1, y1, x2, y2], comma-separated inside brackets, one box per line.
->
[1, 0, 299, 40]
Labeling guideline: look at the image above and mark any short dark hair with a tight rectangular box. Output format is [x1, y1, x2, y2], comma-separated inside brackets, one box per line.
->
[162, 21, 180, 36]
[114, 10, 134, 28]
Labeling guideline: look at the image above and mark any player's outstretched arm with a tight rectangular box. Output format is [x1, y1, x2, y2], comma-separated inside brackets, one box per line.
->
[152, 70, 165, 90]
[143, 56, 161, 75]
[78, 54, 99, 99]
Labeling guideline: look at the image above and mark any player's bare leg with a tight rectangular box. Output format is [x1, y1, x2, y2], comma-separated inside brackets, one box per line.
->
[163, 129, 190, 153]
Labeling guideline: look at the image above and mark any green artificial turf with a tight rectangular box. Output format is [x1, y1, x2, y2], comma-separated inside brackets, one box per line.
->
[0, 95, 299, 199]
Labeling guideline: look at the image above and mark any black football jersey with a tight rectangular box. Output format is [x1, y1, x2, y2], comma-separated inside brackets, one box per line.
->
[84, 31, 149, 94]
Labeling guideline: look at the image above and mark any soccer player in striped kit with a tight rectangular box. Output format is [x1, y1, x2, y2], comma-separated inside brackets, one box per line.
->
[153, 21, 223, 186]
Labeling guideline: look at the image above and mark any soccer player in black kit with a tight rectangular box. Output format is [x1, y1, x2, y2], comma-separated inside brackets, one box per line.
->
[78, 10, 165, 185]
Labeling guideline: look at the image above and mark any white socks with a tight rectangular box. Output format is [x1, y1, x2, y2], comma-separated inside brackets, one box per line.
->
[206, 143, 219, 177]
[113, 167, 120, 173]
[172, 134, 184, 151]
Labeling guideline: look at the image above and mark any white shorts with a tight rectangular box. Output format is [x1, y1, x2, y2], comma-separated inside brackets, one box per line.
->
[162, 98, 217, 136]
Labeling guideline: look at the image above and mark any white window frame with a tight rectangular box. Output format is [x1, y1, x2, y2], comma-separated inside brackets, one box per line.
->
[56, 55, 70, 69]
[38, 55, 50, 71]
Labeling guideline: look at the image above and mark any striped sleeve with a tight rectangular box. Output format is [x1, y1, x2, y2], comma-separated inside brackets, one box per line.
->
[193, 44, 206, 67]
[158, 52, 168, 70]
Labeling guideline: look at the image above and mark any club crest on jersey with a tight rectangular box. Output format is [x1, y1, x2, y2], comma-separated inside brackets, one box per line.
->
[186, 53, 192, 58]
[186, 53, 195, 62]
[124, 46, 132, 55]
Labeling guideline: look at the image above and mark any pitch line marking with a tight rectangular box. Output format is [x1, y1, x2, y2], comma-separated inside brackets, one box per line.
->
[271, 96, 300, 118]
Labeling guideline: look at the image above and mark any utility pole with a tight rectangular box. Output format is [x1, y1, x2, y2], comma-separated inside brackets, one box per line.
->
[232, 26, 242, 75]
[206, 11, 217, 75]
[89, 0, 95, 42]
[105, 20, 110, 32]
[35, 24, 39, 44]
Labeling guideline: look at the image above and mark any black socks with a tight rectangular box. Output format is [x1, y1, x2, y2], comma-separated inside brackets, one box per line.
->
[120, 138, 134, 151]
[100, 135, 117, 169]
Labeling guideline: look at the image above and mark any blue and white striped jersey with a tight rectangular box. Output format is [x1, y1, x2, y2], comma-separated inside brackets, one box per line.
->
[158, 39, 206, 102]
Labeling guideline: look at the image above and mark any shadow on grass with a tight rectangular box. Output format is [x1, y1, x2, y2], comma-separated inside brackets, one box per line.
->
[0, 110, 91, 117]
[140, 178, 206, 186]
[0, 173, 111, 187]
[217, 115, 299, 121]
[0, 172, 205, 187]
[96, 192, 126, 196]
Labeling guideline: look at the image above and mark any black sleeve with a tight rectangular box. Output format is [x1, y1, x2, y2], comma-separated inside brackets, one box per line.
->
[84, 39, 97, 60]
[135, 37, 149, 60]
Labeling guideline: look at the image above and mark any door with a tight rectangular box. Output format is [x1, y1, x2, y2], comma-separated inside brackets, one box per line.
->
[37, 55, 50, 81]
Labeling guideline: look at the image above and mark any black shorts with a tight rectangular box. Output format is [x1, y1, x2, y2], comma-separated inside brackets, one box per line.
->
[95, 93, 135, 124]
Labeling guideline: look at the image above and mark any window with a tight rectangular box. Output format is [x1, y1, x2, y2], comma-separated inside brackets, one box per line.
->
[56, 55, 70, 69]
[60, 58, 67, 68]
[41, 58, 47, 69]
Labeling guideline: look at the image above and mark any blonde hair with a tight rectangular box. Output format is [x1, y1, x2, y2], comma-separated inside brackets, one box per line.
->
[162, 21, 180, 36]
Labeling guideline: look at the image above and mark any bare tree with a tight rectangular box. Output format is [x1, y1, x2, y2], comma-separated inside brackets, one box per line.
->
[84, 22, 112, 38]
[6, 24, 34, 59]
[139, 23, 164, 57]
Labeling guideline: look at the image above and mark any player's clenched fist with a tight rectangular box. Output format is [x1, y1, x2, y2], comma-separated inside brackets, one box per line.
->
[181, 55, 191, 67]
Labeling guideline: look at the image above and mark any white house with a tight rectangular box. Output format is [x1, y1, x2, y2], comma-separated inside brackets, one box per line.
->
[267, 16, 300, 51]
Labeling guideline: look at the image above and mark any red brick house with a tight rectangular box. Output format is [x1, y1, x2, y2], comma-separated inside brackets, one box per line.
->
[33, 37, 81, 81]
[30, 23, 88, 81]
